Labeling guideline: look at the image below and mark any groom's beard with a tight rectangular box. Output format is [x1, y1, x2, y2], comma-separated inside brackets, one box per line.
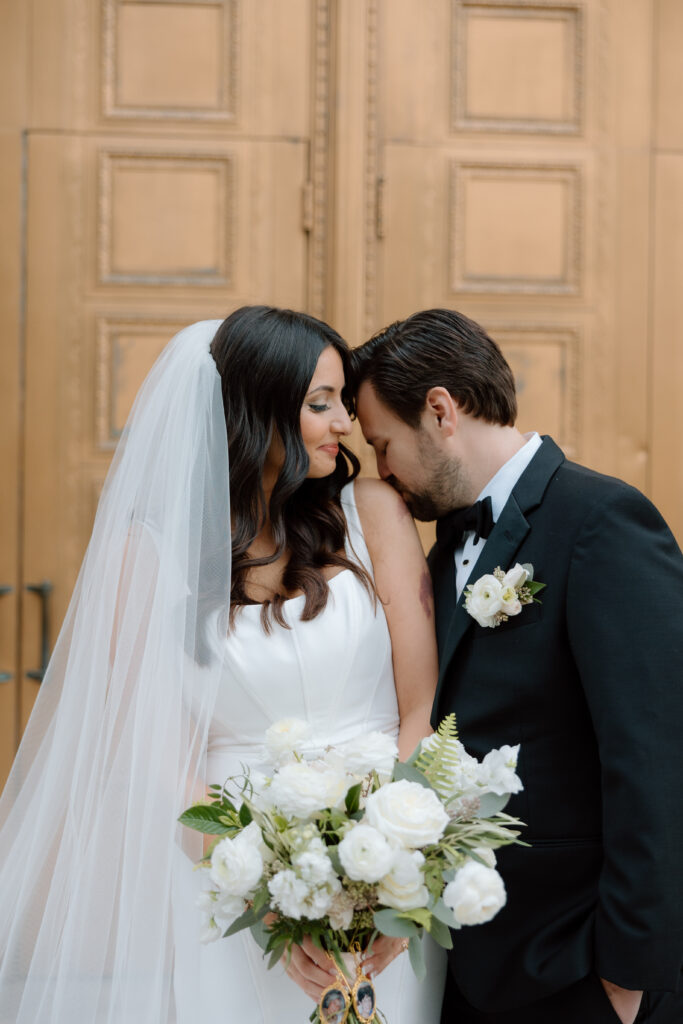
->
[387, 434, 473, 522]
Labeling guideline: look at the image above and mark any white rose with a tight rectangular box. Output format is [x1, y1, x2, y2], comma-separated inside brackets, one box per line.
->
[443, 862, 506, 925]
[210, 829, 264, 897]
[265, 718, 312, 763]
[335, 732, 399, 780]
[376, 850, 429, 910]
[476, 745, 523, 796]
[338, 823, 396, 883]
[464, 575, 504, 627]
[502, 563, 528, 590]
[365, 779, 449, 848]
[268, 761, 349, 818]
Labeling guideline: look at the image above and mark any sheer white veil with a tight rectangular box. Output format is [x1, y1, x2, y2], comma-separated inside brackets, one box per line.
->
[0, 320, 230, 1023]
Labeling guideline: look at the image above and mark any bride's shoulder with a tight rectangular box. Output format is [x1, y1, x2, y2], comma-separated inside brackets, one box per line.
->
[349, 478, 417, 548]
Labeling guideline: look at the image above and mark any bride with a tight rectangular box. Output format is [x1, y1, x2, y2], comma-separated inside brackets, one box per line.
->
[0, 307, 446, 1023]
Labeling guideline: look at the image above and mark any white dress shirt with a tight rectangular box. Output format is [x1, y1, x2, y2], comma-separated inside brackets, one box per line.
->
[454, 432, 542, 599]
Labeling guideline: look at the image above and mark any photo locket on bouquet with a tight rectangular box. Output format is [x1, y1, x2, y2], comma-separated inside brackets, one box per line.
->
[319, 981, 350, 1024]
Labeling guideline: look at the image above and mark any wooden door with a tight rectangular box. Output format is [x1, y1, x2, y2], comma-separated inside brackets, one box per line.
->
[1, 0, 335, 783]
[2, 0, 683, 786]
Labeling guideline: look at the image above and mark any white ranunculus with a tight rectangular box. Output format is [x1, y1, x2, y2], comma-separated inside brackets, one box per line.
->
[268, 761, 348, 818]
[443, 861, 506, 925]
[265, 718, 312, 763]
[502, 563, 528, 590]
[335, 732, 399, 780]
[476, 744, 523, 796]
[338, 823, 396, 883]
[464, 575, 504, 628]
[210, 829, 264, 897]
[376, 849, 429, 910]
[365, 779, 449, 848]
[268, 869, 310, 919]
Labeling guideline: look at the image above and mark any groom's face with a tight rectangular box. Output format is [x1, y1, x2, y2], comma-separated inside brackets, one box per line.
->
[357, 381, 467, 520]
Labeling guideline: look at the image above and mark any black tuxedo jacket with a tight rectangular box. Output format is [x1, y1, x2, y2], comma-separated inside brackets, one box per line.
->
[430, 437, 683, 1013]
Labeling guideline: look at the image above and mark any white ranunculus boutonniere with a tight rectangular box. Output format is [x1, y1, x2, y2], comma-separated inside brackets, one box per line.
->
[464, 562, 545, 629]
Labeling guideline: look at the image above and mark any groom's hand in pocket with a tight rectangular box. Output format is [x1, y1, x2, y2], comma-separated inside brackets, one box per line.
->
[600, 978, 643, 1024]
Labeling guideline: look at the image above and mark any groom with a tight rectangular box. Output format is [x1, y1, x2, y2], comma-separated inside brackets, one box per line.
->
[351, 309, 683, 1024]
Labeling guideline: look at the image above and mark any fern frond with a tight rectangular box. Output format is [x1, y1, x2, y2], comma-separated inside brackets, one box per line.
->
[414, 714, 460, 801]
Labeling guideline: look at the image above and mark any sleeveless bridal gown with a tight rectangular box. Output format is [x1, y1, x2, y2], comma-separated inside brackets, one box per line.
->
[185, 481, 446, 1023]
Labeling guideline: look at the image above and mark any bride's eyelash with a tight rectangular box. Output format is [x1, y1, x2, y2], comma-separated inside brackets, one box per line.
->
[309, 403, 330, 413]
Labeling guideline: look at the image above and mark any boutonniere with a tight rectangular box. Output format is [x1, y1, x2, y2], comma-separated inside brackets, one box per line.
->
[464, 562, 545, 629]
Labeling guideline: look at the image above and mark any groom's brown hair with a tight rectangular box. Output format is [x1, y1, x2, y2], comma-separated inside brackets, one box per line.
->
[351, 308, 517, 428]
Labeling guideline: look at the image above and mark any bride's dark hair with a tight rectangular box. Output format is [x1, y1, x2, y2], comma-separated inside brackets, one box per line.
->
[210, 305, 374, 629]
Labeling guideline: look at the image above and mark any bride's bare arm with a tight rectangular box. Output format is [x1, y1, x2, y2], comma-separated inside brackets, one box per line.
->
[354, 477, 438, 760]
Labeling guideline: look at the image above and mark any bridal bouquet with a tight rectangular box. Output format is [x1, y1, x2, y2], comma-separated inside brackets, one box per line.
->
[180, 715, 524, 1024]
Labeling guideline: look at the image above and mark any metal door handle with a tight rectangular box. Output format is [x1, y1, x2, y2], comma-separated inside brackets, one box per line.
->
[26, 581, 53, 682]
[0, 585, 11, 683]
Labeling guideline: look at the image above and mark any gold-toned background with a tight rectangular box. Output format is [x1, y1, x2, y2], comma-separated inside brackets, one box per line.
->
[2, 0, 682, 787]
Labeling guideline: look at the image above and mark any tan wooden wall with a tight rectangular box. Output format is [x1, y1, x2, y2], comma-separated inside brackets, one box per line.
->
[1, 0, 682, 787]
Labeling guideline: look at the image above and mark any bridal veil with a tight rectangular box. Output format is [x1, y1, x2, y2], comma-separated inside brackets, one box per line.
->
[0, 320, 231, 1023]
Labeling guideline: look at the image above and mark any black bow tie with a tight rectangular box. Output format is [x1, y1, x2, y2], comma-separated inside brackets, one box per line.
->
[435, 496, 495, 552]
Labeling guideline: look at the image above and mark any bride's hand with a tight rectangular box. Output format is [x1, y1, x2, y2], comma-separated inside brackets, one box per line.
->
[284, 935, 338, 1002]
[362, 935, 408, 978]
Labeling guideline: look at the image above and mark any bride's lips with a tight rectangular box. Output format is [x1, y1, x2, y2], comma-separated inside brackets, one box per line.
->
[319, 444, 339, 457]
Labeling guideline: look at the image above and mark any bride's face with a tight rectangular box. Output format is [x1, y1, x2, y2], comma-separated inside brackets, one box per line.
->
[300, 345, 352, 478]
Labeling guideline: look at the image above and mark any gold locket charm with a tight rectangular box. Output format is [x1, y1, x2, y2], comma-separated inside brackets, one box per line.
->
[319, 978, 350, 1024]
[351, 968, 376, 1022]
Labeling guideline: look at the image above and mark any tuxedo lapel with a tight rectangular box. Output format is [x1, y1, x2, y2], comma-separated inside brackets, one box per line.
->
[432, 437, 566, 720]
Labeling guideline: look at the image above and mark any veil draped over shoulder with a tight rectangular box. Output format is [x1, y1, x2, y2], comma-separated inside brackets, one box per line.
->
[0, 320, 231, 1023]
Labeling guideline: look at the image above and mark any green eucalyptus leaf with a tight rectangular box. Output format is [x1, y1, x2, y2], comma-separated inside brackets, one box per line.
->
[477, 792, 511, 817]
[372, 908, 420, 938]
[408, 934, 426, 981]
[222, 903, 268, 938]
[429, 898, 457, 929]
[249, 916, 271, 951]
[391, 762, 434, 791]
[426, 914, 453, 949]
[238, 802, 253, 827]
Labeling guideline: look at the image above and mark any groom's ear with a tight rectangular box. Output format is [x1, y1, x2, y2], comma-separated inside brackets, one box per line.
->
[424, 387, 458, 438]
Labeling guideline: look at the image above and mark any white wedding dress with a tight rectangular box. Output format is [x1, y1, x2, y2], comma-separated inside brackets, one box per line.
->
[185, 481, 446, 1023]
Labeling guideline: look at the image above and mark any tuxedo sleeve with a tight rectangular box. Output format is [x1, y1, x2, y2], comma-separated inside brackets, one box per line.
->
[566, 485, 683, 991]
